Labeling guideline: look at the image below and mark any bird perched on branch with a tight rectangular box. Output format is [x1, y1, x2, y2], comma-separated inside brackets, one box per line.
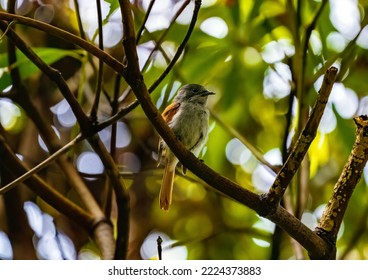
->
[157, 84, 215, 211]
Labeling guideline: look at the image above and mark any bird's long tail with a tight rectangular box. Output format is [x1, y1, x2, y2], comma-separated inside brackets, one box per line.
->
[160, 164, 175, 211]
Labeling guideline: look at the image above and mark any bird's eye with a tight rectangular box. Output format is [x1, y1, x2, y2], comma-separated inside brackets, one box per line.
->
[191, 88, 199, 93]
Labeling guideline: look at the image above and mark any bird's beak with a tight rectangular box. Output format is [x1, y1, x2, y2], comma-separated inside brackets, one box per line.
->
[201, 90, 215, 96]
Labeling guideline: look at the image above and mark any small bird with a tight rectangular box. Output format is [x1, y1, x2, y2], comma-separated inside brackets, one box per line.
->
[157, 84, 215, 210]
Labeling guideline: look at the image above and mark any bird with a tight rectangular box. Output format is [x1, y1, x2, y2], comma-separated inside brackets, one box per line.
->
[157, 84, 215, 210]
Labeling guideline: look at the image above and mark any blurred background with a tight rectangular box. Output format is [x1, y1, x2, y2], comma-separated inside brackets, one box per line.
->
[1, 0, 368, 260]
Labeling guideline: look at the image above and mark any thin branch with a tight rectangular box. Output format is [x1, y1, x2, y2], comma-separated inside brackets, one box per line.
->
[136, 0, 156, 43]
[149, 0, 200, 91]
[0, 133, 115, 259]
[96, 0, 201, 130]
[141, 0, 190, 74]
[73, 0, 86, 40]
[90, 0, 105, 121]
[0, 134, 93, 228]
[0, 20, 91, 130]
[0, 12, 126, 76]
[265, 66, 338, 206]
[0, 134, 83, 194]
[0, 20, 115, 259]
[309, 13, 368, 85]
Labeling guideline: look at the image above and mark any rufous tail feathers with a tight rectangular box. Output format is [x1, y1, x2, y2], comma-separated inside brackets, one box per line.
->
[159, 165, 175, 211]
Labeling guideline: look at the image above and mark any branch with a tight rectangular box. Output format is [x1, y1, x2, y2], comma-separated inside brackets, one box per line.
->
[136, 0, 156, 43]
[97, 0, 201, 130]
[140, 0, 190, 74]
[0, 134, 82, 194]
[149, 0, 200, 91]
[0, 20, 91, 130]
[0, 20, 116, 259]
[88, 135, 130, 260]
[0, 135, 89, 227]
[315, 116, 368, 254]
[0, 12, 126, 76]
[264, 66, 338, 206]
[89, 0, 105, 122]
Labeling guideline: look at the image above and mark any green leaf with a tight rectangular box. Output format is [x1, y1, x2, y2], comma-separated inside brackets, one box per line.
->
[103, 0, 120, 22]
[0, 48, 84, 91]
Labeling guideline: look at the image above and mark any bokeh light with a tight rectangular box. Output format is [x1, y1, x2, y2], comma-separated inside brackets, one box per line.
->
[252, 217, 275, 248]
[76, 151, 104, 177]
[252, 148, 282, 192]
[24, 201, 76, 260]
[225, 138, 251, 165]
[0, 0, 32, 15]
[50, 98, 77, 128]
[329, 0, 361, 40]
[263, 62, 292, 100]
[118, 152, 141, 173]
[34, 4, 54, 23]
[261, 39, 295, 64]
[200, 17, 228, 39]
[38, 126, 61, 152]
[98, 121, 132, 152]
[69, 0, 123, 48]
[0, 98, 23, 133]
[0, 231, 13, 260]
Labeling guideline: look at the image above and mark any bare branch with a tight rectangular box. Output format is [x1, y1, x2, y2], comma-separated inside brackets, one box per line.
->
[0, 12, 126, 76]
[265, 66, 338, 206]
[316, 116, 368, 248]
[0, 134, 82, 194]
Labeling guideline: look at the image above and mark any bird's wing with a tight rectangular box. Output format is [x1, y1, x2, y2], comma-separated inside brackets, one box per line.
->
[162, 101, 181, 123]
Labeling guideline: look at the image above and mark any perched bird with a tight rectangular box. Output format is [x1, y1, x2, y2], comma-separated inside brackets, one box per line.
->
[157, 84, 215, 210]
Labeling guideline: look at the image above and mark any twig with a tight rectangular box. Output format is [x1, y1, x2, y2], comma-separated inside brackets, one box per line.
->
[0, 20, 91, 130]
[157, 236, 163, 260]
[136, 0, 156, 43]
[0, 19, 16, 40]
[309, 13, 368, 85]
[0, 134, 94, 229]
[316, 116, 368, 251]
[0, 12, 126, 76]
[149, 0, 200, 91]
[90, 0, 105, 122]
[0, 20, 115, 259]
[141, 0, 190, 74]
[0, 134, 83, 194]
[264, 66, 338, 206]
[73, 0, 86, 39]
[96, 0, 201, 130]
